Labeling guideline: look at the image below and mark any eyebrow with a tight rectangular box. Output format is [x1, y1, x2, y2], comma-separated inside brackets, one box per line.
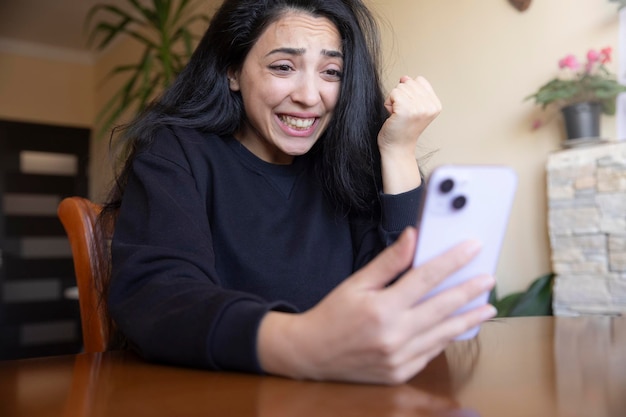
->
[266, 47, 343, 59]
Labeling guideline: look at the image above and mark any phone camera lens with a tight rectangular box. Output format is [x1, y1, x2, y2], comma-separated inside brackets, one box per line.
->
[439, 179, 454, 193]
[452, 195, 467, 210]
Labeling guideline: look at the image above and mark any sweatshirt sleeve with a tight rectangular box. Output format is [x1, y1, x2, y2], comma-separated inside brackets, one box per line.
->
[351, 187, 423, 270]
[108, 132, 294, 373]
[379, 187, 423, 243]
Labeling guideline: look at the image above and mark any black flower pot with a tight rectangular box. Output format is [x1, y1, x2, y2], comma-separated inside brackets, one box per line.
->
[561, 101, 601, 140]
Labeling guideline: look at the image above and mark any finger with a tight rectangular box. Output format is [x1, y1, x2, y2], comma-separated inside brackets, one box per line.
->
[387, 76, 426, 103]
[376, 274, 493, 365]
[351, 227, 417, 290]
[387, 76, 416, 106]
[391, 302, 496, 373]
[408, 78, 441, 113]
[388, 80, 441, 119]
[416, 302, 496, 351]
[383, 96, 393, 114]
[415, 273, 495, 320]
[406, 274, 496, 339]
[414, 75, 435, 94]
[383, 239, 482, 307]
[396, 75, 434, 98]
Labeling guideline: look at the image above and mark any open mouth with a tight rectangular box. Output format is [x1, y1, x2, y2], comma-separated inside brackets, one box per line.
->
[278, 115, 316, 131]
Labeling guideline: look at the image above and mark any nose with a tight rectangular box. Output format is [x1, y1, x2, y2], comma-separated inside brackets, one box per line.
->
[291, 72, 321, 107]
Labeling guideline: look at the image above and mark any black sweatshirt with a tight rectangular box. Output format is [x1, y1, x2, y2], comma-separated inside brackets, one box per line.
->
[109, 125, 422, 373]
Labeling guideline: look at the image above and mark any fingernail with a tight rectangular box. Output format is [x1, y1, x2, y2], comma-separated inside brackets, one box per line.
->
[483, 305, 497, 320]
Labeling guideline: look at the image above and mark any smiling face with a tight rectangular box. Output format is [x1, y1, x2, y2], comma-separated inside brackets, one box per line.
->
[229, 12, 343, 164]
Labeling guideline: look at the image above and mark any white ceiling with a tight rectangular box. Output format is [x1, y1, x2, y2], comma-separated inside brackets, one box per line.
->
[0, 0, 128, 53]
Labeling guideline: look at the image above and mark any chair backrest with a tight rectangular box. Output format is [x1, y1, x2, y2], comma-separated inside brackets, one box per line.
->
[58, 196, 112, 352]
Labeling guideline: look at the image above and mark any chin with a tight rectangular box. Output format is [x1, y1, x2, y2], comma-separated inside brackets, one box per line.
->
[280, 141, 316, 157]
[285, 146, 314, 157]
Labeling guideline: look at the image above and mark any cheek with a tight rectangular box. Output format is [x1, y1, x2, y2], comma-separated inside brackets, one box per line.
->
[247, 80, 290, 107]
[323, 84, 341, 111]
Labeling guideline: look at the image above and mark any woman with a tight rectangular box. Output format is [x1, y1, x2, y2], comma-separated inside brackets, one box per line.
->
[105, 0, 496, 384]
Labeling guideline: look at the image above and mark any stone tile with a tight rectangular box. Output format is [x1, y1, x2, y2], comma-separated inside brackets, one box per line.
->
[548, 143, 626, 316]
[609, 252, 626, 273]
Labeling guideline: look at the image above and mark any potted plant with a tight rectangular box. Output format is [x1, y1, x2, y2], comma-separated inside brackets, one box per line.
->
[85, 0, 209, 138]
[609, 0, 626, 10]
[525, 47, 626, 141]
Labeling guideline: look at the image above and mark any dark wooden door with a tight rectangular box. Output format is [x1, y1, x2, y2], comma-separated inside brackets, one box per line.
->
[0, 120, 90, 359]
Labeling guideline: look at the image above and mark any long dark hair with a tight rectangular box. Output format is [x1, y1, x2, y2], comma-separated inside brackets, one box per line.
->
[104, 0, 388, 215]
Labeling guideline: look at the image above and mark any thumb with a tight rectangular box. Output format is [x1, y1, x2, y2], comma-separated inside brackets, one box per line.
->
[352, 227, 417, 289]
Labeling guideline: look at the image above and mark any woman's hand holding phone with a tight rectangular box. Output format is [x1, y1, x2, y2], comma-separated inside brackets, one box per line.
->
[257, 227, 497, 385]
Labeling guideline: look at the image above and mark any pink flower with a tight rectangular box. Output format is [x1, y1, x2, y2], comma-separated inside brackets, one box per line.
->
[527, 45, 626, 118]
[532, 119, 543, 130]
[600, 47, 612, 64]
[558, 54, 580, 70]
[586, 49, 600, 63]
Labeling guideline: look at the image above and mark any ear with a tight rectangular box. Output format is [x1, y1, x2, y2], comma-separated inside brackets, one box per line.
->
[227, 69, 241, 92]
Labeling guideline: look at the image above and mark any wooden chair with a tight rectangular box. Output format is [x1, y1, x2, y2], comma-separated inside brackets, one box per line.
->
[58, 196, 112, 352]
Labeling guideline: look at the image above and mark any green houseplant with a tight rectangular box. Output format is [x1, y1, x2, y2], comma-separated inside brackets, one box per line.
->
[86, 0, 209, 137]
[525, 47, 626, 139]
[489, 273, 554, 317]
[526, 47, 626, 115]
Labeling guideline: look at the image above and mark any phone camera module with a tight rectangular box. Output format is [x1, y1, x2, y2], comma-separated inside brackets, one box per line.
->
[439, 179, 454, 194]
[452, 195, 467, 210]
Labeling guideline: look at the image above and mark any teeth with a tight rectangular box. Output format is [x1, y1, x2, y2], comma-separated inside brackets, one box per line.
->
[280, 115, 315, 130]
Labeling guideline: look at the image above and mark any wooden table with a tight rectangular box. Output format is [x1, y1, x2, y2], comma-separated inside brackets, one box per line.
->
[1, 316, 625, 417]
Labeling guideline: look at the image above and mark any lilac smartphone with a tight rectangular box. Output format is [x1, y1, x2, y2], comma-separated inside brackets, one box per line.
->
[412, 165, 517, 340]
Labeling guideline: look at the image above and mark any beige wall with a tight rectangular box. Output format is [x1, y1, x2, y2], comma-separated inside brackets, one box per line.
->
[0, 0, 621, 296]
[89, 38, 146, 202]
[369, 0, 621, 295]
[0, 52, 93, 127]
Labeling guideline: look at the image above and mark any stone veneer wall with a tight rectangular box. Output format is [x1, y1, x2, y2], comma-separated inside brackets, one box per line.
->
[547, 142, 626, 316]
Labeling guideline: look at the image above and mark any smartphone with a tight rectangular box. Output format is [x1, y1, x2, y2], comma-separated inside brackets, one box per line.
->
[412, 165, 517, 340]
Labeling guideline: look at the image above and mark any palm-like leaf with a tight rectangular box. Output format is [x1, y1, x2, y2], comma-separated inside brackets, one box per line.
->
[86, 0, 209, 138]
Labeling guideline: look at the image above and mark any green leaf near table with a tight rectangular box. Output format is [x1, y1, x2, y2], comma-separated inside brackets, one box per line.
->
[489, 273, 555, 317]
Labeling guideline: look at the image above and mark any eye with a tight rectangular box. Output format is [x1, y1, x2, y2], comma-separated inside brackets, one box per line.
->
[321, 67, 343, 81]
[324, 69, 343, 78]
[269, 63, 294, 73]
